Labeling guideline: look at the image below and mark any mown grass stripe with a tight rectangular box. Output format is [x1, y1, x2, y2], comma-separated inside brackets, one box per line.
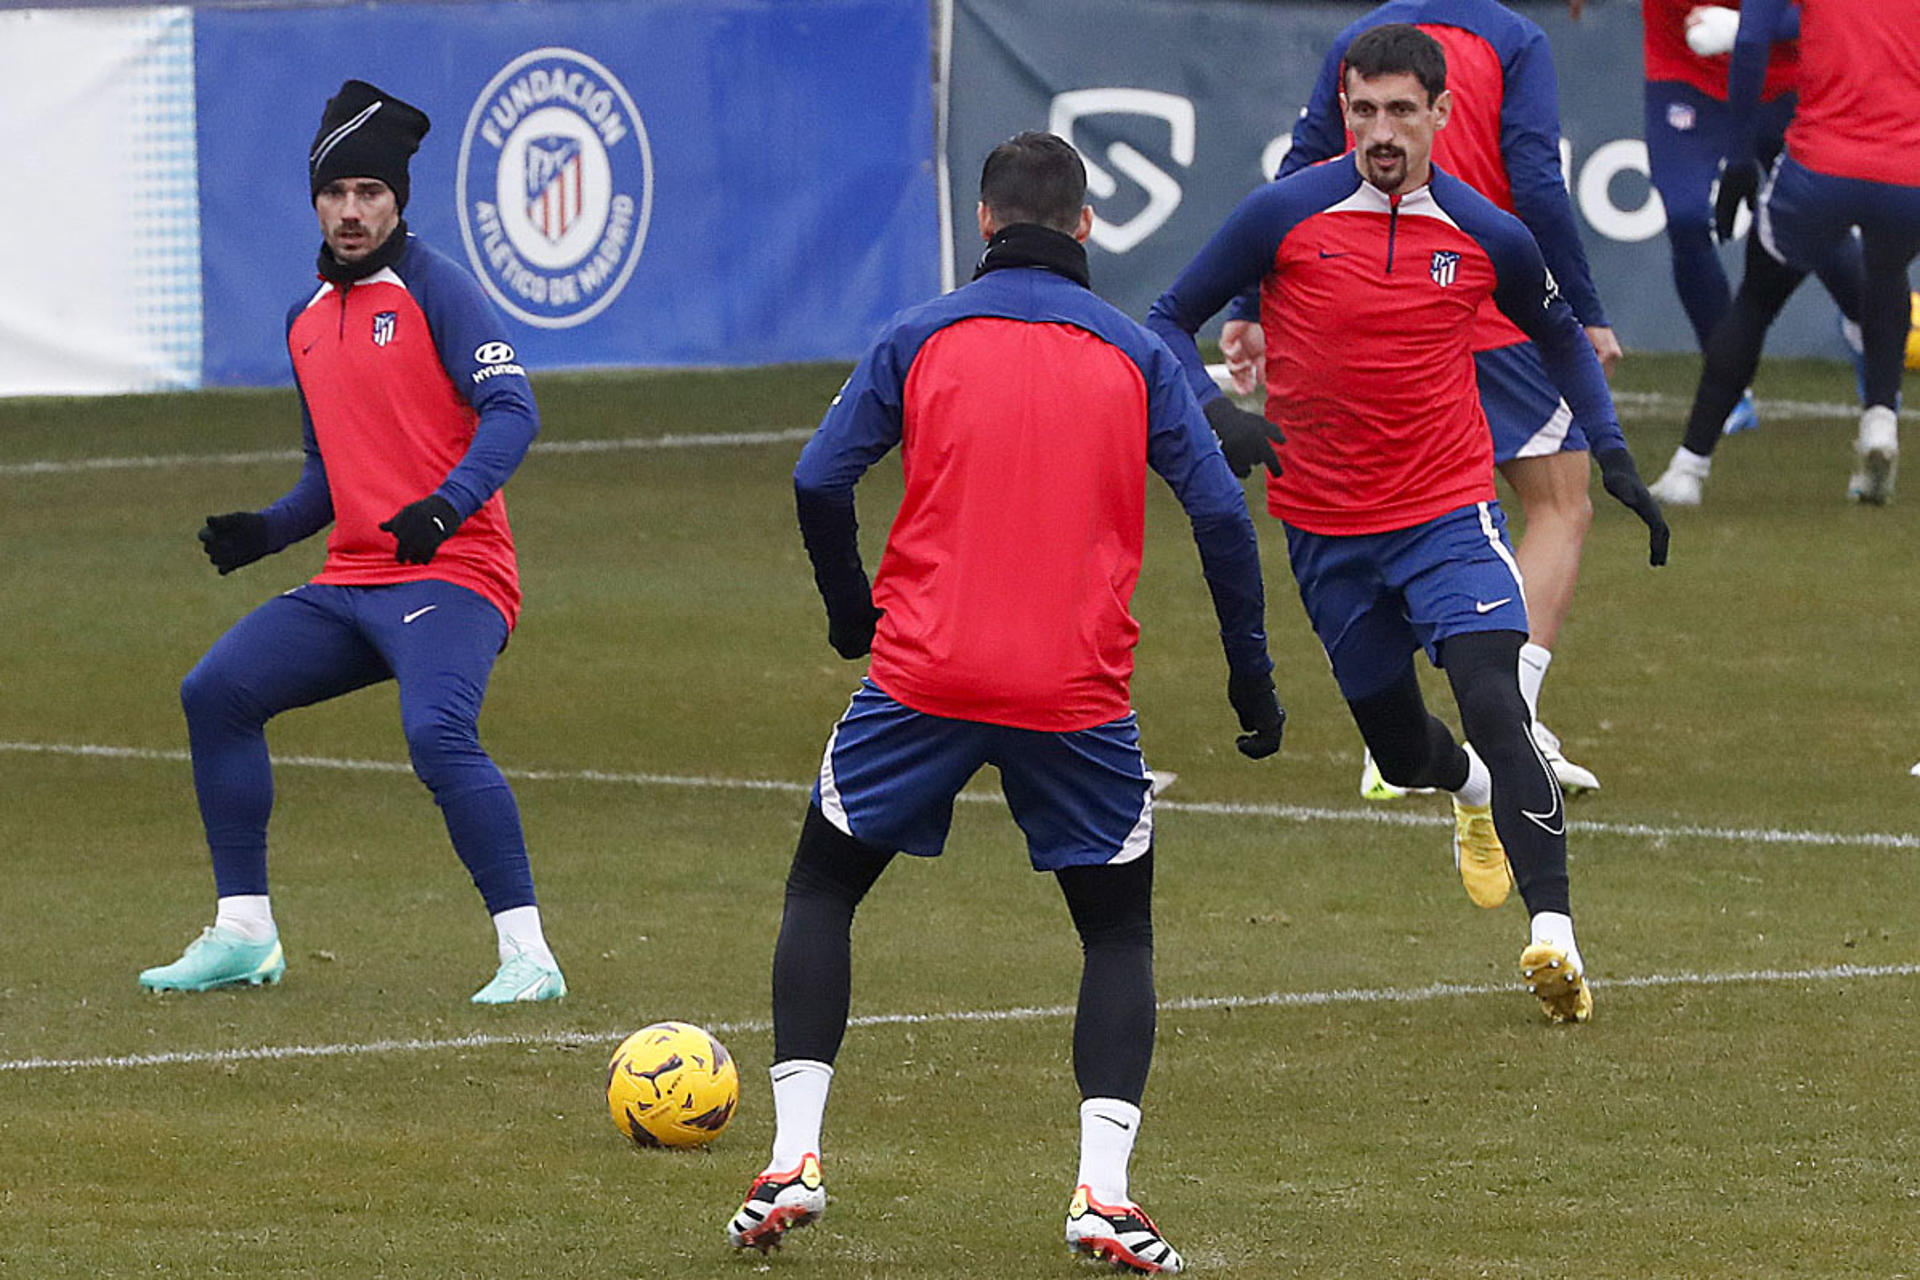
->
[6, 961, 1914, 1074]
[0, 428, 818, 476]
[6, 738, 1915, 850]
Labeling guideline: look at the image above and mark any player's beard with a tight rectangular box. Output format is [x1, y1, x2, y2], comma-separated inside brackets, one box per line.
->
[1362, 146, 1407, 193]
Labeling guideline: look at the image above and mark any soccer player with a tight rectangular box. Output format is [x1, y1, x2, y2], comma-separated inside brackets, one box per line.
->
[724, 131, 1283, 1272]
[139, 81, 565, 1004]
[1650, 0, 1916, 506]
[1149, 25, 1670, 1024]
[1221, 0, 1622, 796]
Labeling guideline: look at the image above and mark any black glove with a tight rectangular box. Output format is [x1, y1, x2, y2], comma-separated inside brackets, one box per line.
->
[1227, 669, 1286, 760]
[197, 511, 272, 575]
[1713, 159, 1760, 242]
[824, 591, 883, 660]
[379, 495, 462, 565]
[1203, 398, 1285, 479]
[1596, 448, 1671, 567]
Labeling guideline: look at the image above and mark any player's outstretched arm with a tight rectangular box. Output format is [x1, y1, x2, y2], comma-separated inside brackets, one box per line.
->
[1145, 359, 1284, 758]
[1203, 397, 1284, 479]
[1228, 668, 1285, 759]
[1595, 448, 1671, 567]
[197, 512, 273, 575]
[205, 413, 335, 574]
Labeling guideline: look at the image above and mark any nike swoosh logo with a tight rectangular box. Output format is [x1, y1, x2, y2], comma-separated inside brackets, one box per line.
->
[1522, 734, 1566, 835]
[1318, 249, 1351, 259]
[1474, 597, 1513, 614]
[1094, 1114, 1135, 1130]
[402, 605, 438, 624]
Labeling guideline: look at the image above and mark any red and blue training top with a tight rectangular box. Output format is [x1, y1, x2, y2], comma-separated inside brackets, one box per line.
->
[1149, 160, 1622, 537]
[795, 259, 1270, 733]
[1643, 0, 1798, 101]
[1270, 0, 1609, 353]
[266, 234, 539, 627]
[1729, 0, 1920, 186]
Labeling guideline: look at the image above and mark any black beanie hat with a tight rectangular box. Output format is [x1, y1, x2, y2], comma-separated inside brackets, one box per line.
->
[309, 80, 431, 210]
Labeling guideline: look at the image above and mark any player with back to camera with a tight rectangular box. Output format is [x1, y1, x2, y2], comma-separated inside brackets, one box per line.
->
[139, 80, 565, 1005]
[1570, 0, 1864, 459]
[1648, 0, 1915, 507]
[1151, 24, 1671, 1025]
[723, 131, 1284, 1273]
[1220, 0, 1624, 799]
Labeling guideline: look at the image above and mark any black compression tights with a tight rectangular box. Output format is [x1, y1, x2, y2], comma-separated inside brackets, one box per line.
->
[771, 803, 1157, 1104]
[1347, 633, 1569, 915]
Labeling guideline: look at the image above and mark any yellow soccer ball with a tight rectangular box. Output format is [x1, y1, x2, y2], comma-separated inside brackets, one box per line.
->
[1906, 292, 1920, 372]
[605, 1021, 739, 1149]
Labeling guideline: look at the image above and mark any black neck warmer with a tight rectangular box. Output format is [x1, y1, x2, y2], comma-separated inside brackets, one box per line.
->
[317, 221, 410, 286]
[972, 222, 1090, 288]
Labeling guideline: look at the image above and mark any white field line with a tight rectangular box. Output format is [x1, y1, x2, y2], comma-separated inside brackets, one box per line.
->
[0, 428, 817, 477]
[4, 961, 1916, 1075]
[10, 384, 1920, 479]
[5, 739, 1918, 852]
[1203, 369, 1915, 425]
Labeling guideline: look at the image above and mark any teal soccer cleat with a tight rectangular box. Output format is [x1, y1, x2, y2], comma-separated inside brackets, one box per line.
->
[139, 926, 285, 992]
[471, 948, 567, 1004]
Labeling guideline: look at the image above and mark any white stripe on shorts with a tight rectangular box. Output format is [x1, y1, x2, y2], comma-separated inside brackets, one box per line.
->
[1511, 397, 1573, 458]
[1475, 501, 1527, 602]
[1109, 774, 1154, 864]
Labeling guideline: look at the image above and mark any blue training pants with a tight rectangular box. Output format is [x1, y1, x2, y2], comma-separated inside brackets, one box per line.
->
[178, 579, 536, 914]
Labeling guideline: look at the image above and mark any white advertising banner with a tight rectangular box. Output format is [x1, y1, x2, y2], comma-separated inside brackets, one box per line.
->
[0, 7, 201, 396]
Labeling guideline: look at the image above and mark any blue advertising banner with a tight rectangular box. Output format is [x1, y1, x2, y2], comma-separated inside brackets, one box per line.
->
[197, 0, 939, 386]
[948, 0, 1851, 360]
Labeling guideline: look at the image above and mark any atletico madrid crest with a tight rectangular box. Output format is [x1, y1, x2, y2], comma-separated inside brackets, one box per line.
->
[525, 136, 585, 244]
[1430, 250, 1460, 287]
[371, 311, 397, 347]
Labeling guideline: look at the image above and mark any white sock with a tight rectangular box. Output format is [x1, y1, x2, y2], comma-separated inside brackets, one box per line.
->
[492, 905, 556, 969]
[1076, 1098, 1141, 1204]
[1518, 643, 1552, 723]
[1529, 910, 1585, 976]
[1671, 446, 1712, 477]
[1454, 742, 1492, 808]
[767, 1059, 834, 1172]
[214, 894, 275, 942]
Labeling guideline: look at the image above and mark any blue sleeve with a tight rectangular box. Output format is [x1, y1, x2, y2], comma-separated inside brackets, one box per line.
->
[1499, 26, 1609, 328]
[1482, 211, 1625, 456]
[1727, 0, 1794, 164]
[1147, 183, 1300, 405]
[1277, 39, 1349, 180]
[415, 248, 541, 520]
[793, 327, 914, 606]
[1141, 340, 1272, 679]
[262, 312, 334, 548]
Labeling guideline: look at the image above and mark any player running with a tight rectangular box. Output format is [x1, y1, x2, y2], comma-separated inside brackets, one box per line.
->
[1221, 0, 1623, 797]
[1651, 0, 1917, 506]
[725, 131, 1283, 1271]
[1149, 24, 1670, 1024]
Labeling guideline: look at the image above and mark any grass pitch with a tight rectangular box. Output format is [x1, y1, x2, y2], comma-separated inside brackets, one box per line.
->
[2, 353, 1916, 1277]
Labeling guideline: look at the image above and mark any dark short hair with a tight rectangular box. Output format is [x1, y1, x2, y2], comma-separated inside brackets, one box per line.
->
[979, 131, 1087, 234]
[1343, 23, 1448, 104]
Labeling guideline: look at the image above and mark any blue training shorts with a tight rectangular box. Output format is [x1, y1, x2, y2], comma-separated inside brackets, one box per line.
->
[1284, 502, 1529, 702]
[1476, 342, 1585, 463]
[1760, 153, 1920, 275]
[812, 679, 1154, 870]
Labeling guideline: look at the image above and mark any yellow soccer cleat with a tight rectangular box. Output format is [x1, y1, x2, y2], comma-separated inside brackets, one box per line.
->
[1451, 799, 1513, 908]
[1520, 943, 1593, 1024]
